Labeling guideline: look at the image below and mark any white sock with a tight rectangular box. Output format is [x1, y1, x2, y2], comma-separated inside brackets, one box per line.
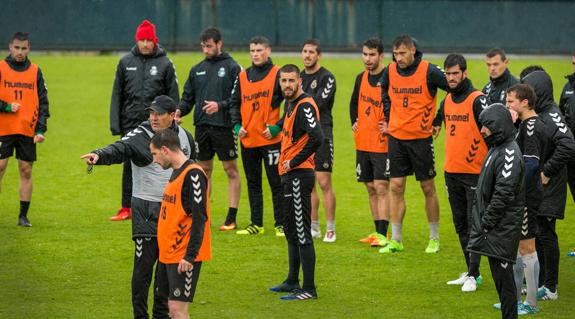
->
[513, 255, 524, 301]
[311, 220, 320, 232]
[522, 251, 539, 307]
[391, 223, 402, 242]
[326, 220, 335, 232]
[428, 222, 439, 240]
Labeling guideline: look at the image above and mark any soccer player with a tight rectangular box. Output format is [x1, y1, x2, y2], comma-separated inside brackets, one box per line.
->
[81, 96, 195, 319]
[300, 39, 337, 242]
[269, 64, 323, 300]
[229, 36, 284, 236]
[482, 48, 519, 105]
[349, 38, 390, 248]
[468, 103, 524, 319]
[0, 32, 49, 227]
[177, 27, 242, 231]
[559, 51, 575, 203]
[432, 54, 488, 291]
[379, 35, 448, 253]
[559, 51, 575, 257]
[109, 19, 179, 221]
[505, 84, 546, 314]
[520, 66, 575, 301]
[151, 129, 211, 319]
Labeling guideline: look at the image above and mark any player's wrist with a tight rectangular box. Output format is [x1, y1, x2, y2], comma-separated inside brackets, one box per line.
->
[233, 123, 241, 136]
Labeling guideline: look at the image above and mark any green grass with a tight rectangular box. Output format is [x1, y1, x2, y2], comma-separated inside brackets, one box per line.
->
[0, 52, 574, 318]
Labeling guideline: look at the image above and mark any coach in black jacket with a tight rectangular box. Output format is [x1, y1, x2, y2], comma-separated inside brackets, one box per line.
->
[109, 20, 180, 221]
[521, 67, 575, 300]
[82, 96, 194, 319]
[468, 103, 524, 319]
[558, 56, 575, 202]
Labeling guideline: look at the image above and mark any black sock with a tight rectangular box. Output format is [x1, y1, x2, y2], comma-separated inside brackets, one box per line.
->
[286, 242, 300, 285]
[19, 201, 30, 218]
[468, 252, 481, 278]
[373, 220, 379, 233]
[299, 244, 316, 291]
[376, 219, 389, 236]
[225, 207, 238, 224]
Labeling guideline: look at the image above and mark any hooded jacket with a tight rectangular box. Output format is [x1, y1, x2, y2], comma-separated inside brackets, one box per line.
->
[110, 45, 179, 135]
[521, 70, 575, 218]
[559, 73, 575, 131]
[179, 52, 241, 128]
[467, 103, 524, 263]
[482, 68, 519, 105]
[93, 121, 195, 238]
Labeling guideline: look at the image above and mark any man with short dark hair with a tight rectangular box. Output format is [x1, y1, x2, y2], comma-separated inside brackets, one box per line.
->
[269, 64, 323, 301]
[349, 37, 390, 249]
[379, 35, 448, 254]
[150, 129, 211, 319]
[177, 27, 242, 231]
[520, 66, 575, 301]
[505, 83, 546, 314]
[432, 53, 488, 291]
[109, 19, 179, 221]
[300, 39, 337, 242]
[0, 32, 50, 227]
[229, 36, 284, 236]
[82, 95, 194, 319]
[482, 48, 518, 104]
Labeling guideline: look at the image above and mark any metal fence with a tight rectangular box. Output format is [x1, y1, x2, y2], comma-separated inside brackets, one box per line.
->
[1, 0, 573, 53]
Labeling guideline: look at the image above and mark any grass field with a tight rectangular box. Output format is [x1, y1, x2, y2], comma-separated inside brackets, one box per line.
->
[0, 52, 574, 318]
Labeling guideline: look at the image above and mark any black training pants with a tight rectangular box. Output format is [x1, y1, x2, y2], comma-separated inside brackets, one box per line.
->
[489, 256, 518, 319]
[445, 173, 478, 269]
[122, 160, 133, 208]
[536, 216, 559, 291]
[132, 237, 169, 319]
[282, 170, 316, 291]
[241, 143, 282, 227]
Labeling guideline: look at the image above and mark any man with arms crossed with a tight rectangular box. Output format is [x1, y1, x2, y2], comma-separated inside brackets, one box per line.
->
[300, 39, 337, 242]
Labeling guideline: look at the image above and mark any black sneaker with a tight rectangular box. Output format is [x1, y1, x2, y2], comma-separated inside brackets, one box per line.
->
[280, 289, 318, 300]
[18, 216, 32, 227]
[269, 282, 300, 293]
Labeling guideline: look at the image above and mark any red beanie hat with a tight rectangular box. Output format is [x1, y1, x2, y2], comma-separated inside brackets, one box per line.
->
[135, 20, 158, 45]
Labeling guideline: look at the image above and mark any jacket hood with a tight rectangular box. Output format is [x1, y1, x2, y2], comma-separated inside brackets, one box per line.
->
[520, 70, 554, 113]
[479, 103, 515, 147]
[131, 44, 166, 58]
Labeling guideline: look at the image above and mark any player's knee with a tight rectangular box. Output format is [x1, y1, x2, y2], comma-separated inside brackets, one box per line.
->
[168, 302, 186, 319]
[420, 181, 436, 197]
[365, 183, 376, 196]
[19, 166, 32, 180]
[224, 166, 239, 179]
[317, 178, 332, 192]
[389, 182, 404, 195]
